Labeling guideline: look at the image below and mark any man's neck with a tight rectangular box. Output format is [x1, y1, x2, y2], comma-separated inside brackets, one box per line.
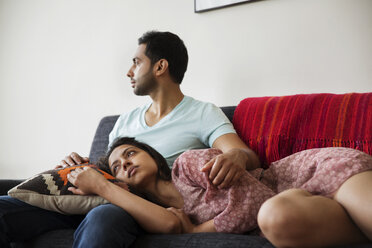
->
[145, 85, 184, 126]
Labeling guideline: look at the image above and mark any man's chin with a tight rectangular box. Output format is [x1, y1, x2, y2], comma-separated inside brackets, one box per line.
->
[133, 88, 146, 96]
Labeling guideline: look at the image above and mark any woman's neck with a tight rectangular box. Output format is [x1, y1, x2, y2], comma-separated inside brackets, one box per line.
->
[146, 180, 184, 209]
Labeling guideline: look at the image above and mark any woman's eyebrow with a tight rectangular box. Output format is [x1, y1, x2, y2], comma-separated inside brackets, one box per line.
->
[110, 147, 133, 170]
[121, 147, 131, 157]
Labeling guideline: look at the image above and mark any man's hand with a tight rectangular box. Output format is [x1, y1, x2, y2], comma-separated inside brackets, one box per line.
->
[55, 152, 90, 169]
[201, 149, 247, 188]
[203, 133, 261, 188]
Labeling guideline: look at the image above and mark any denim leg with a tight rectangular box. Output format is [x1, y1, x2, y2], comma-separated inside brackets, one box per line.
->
[0, 196, 83, 248]
[73, 204, 144, 248]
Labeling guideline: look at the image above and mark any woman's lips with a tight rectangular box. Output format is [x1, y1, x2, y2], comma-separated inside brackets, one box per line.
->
[128, 166, 138, 178]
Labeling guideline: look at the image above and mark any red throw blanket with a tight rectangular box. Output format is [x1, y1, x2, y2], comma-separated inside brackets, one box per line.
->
[233, 93, 372, 168]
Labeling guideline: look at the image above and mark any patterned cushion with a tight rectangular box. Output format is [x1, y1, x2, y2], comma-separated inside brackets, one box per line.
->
[233, 93, 372, 168]
[8, 164, 121, 214]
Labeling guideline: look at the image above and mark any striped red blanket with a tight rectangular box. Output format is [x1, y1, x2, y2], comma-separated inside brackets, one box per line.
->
[233, 93, 372, 168]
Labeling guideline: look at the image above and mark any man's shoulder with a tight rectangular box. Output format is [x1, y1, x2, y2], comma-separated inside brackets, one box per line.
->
[183, 96, 218, 111]
[119, 102, 150, 119]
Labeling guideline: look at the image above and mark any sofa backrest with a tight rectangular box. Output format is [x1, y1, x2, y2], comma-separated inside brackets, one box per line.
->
[88, 106, 237, 163]
[233, 93, 372, 168]
[89, 115, 119, 163]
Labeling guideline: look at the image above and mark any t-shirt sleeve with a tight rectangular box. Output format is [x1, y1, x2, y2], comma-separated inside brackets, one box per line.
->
[198, 103, 236, 148]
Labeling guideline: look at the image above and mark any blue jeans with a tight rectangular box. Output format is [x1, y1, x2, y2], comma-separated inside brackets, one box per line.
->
[0, 196, 144, 248]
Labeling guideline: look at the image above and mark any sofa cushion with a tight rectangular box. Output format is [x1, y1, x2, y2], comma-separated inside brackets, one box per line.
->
[132, 233, 275, 248]
[233, 93, 372, 168]
[8, 164, 123, 214]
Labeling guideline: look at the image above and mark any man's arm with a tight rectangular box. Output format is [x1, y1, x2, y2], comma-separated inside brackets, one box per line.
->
[201, 133, 260, 188]
[55, 152, 89, 169]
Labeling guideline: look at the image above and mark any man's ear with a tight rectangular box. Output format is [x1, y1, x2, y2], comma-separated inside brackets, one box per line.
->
[154, 59, 169, 76]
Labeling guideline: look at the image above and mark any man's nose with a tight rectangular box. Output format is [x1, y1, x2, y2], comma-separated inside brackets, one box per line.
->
[127, 66, 134, 78]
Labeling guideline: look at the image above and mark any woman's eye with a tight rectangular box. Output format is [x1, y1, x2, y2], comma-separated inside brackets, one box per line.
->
[112, 165, 118, 174]
[127, 151, 135, 157]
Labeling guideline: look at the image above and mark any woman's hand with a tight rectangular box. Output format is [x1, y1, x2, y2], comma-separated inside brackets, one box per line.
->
[167, 208, 217, 233]
[167, 207, 195, 233]
[67, 167, 108, 195]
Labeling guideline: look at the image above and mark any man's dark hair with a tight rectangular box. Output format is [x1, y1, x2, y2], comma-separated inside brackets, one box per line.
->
[98, 137, 171, 182]
[138, 31, 188, 84]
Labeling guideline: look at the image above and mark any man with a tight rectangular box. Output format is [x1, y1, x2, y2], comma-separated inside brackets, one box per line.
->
[60, 31, 260, 189]
[0, 31, 260, 248]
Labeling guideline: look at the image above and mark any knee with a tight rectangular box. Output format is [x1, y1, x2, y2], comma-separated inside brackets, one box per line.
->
[82, 204, 137, 230]
[258, 189, 310, 229]
[74, 204, 143, 248]
[86, 204, 129, 221]
[258, 193, 299, 237]
[258, 189, 311, 248]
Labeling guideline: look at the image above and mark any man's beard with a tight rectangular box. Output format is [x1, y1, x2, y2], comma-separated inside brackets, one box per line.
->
[133, 70, 157, 96]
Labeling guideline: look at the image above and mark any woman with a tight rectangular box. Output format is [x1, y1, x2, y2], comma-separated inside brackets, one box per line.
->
[67, 137, 372, 247]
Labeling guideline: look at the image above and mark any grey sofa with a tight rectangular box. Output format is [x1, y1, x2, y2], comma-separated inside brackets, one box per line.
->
[1, 106, 371, 248]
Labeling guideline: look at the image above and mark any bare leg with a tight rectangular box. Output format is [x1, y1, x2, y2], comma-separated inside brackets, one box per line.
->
[334, 170, 372, 239]
[258, 188, 368, 248]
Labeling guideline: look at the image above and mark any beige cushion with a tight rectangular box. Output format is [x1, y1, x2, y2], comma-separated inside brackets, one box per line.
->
[8, 164, 121, 215]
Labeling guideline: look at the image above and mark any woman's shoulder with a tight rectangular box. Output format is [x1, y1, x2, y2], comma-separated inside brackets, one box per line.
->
[177, 148, 222, 164]
[172, 149, 221, 186]
[173, 149, 221, 174]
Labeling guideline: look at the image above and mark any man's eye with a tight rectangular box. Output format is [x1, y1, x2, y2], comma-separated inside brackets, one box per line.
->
[128, 151, 135, 157]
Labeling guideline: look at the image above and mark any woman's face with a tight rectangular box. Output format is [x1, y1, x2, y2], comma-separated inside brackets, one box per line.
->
[108, 144, 158, 188]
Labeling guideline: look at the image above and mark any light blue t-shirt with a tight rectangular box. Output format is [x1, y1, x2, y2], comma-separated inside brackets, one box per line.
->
[109, 96, 236, 167]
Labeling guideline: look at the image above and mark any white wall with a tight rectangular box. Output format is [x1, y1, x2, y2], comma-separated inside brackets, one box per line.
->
[1, 0, 371, 179]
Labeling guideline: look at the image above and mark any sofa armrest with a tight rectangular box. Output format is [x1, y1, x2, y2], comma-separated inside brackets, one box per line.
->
[0, 179, 23, 196]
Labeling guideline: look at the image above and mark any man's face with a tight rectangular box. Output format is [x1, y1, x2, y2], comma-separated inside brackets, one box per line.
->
[127, 44, 157, 96]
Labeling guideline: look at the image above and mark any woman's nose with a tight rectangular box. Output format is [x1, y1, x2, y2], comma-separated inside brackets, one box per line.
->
[123, 161, 131, 171]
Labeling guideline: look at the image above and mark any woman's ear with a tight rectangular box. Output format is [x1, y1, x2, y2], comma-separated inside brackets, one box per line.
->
[154, 59, 169, 76]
